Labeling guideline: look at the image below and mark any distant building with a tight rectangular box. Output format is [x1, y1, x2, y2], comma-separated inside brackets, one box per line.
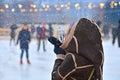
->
[0, 0, 120, 27]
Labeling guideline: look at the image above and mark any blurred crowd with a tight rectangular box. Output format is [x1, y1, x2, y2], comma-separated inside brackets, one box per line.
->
[7, 19, 120, 49]
[96, 19, 120, 47]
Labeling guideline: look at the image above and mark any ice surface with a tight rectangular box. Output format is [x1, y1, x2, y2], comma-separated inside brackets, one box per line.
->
[103, 40, 120, 80]
[0, 39, 120, 80]
[0, 40, 55, 80]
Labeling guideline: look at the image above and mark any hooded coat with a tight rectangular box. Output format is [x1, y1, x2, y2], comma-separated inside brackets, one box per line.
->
[52, 18, 104, 80]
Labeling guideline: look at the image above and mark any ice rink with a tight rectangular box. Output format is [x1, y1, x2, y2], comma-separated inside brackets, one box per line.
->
[0, 39, 120, 80]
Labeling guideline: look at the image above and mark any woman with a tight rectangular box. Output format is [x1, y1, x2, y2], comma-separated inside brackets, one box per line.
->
[49, 18, 104, 80]
[16, 24, 31, 64]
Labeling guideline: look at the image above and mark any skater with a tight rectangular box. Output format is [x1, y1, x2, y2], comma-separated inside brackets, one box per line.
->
[30, 23, 35, 38]
[16, 23, 31, 64]
[96, 20, 102, 28]
[36, 24, 42, 51]
[36, 23, 46, 52]
[48, 18, 104, 80]
[102, 23, 110, 39]
[58, 27, 65, 42]
[49, 24, 53, 37]
[10, 24, 17, 46]
[112, 26, 118, 46]
[116, 19, 120, 47]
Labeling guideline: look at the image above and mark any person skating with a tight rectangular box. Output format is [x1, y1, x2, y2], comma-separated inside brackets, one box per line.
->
[16, 23, 31, 64]
[10, 24, 17, 46]
[30, 23, 35, 38]
[116, 19, 120, 47]
[49, 24, 53, 37]
[58, 27, 65, 42]
[113, 19, 120, 47]
[36, 24, 42, 51]
[112, 26, 118, 46]
[36, 23, 46, 52]
[48, 18, 104, 80]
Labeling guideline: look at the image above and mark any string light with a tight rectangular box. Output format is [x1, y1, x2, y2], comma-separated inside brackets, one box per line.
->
[0, 1, 120, 13]
[100, 3, 105, 9]
[42, 5, 50, 11]
[66, 7, 70, 10]
[46, 5, 50, 8]
[119, 2, 120, 5]
[21, 8, 26, 13]
[42, 4, 46, 8]
[74, 3, 81, 10]
[18, 4, 22, 8]
[54, 4, 58, 8]
[34, 8, 38, 12]
[67, 2, 71, 5]
[11, 8, 15, 12]
[30, 4, 33, 7]
[0, 9, 4, 12]
[30, 4, 36, 8]
[61, 4, 64, 7]
[77, 6, 81, 10]
[5, 4, 9, 8]
[45, 8, 49, 11]
[33, 4, 36, 8]
[88, 3, 92, 9]
[56, 7, 61, 11]
[114, 2, 118, 6]
[29, 8, 33, 12]
[75, 3, 79, 8]
[110, 1, 114, 8]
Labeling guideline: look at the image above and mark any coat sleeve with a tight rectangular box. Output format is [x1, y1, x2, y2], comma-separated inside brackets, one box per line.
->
[28, 32, 31, 42]
[52, 53, 95, 80]
[16, 31, 21, 44]
[52, 54, 76, 80]
[52, 59, 63, 80]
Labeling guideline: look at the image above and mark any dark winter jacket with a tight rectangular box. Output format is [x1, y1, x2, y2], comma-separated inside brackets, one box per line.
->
[117, 24, 120, 47]
[36, 26, 46, 39]
[117, 24, 120, 36]
[52, 18, 104, 80]
[36, 26, 42, 35]
[10, 25, 17, 38]
[49, 26, 53, 37]
[31, 25, 35, 34]
[112, 27, 118, 36]
[17, 29, 31, 49]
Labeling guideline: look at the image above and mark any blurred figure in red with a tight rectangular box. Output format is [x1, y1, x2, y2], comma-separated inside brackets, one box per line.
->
[37, 22, 46, 52]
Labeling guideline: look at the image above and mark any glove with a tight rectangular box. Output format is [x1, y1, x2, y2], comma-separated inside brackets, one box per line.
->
[48, 36, 66, 55]
[54, 47, 66, 55]
[48, 36, 62, 47]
